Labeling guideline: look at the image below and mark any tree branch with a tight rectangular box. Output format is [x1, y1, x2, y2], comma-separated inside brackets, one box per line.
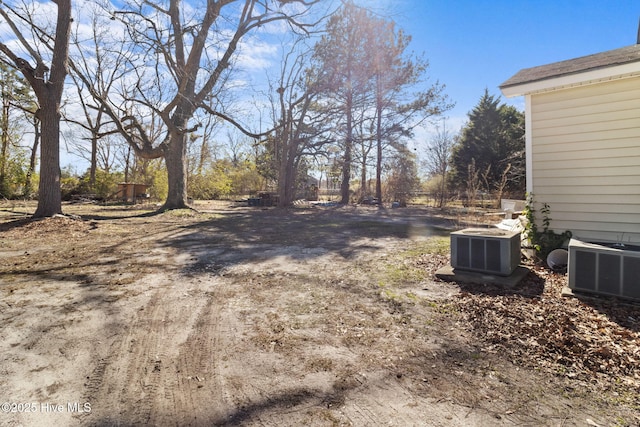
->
[200, 103, 275, 139]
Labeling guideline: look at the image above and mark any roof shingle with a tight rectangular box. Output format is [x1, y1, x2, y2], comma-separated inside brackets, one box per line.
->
[500, 44, 640, 89]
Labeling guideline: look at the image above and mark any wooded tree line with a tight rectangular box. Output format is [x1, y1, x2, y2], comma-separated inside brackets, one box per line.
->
[1, 0, 523, 217]
[425, 90, 525, 208]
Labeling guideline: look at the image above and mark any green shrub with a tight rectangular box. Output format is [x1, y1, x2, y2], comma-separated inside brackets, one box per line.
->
[524, 194, 572, 261]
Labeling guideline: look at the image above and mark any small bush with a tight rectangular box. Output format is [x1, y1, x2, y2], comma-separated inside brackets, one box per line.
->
[524, 194, 572, 261]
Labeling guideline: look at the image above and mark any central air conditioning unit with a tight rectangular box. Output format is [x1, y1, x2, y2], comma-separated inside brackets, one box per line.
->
[450, 228, 521, 276]
[568, 238, 640, 300]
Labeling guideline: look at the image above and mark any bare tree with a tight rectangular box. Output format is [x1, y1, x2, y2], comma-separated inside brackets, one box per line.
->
[353, 109, 375, 202]
[266, 38, 331, 207]
[224, 129, 249, 168]
[425, 122, 456, 208]
[66, 4, 131, 187]
[494, 163, 512, 208]
[71, 0, 320, 211]
[0, 0, 72, 217]
[465, 158, 481, 209]
[384, 145, 419, 207]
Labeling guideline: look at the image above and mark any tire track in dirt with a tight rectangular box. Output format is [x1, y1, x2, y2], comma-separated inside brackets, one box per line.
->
[79, 274, 228, 426]
[156, 285, 231, 426]
[80, 290, 171, 425]
[338, 372, 432, 426]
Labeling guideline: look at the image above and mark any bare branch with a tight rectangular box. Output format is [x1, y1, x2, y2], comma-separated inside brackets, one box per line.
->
[200, 103, 274, 139]
[0, 3, 45, 66]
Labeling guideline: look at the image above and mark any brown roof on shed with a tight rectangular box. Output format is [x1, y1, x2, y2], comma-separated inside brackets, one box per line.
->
[500, 44, 640, 89]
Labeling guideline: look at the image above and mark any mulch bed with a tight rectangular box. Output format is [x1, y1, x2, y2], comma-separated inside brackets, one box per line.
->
[448, 263, 640, 403]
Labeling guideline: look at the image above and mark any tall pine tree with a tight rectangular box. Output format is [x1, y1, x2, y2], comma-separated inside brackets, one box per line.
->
[312, 1, 373, 204]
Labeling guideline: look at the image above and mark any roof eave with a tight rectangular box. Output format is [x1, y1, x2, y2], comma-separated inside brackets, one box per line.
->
[501, 61, 640, 97]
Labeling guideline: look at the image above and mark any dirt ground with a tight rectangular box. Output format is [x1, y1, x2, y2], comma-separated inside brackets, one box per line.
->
[0, 200, 638, 427]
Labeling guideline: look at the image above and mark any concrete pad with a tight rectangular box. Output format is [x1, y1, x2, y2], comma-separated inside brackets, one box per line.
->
[435, 265, 529, 288]
[561, 286, 577, 298]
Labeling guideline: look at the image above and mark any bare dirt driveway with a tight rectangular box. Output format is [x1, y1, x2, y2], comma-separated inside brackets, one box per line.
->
[1, 201, 638, 426]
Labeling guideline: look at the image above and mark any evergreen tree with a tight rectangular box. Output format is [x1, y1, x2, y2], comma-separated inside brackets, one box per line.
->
[451, 90, 525, 199]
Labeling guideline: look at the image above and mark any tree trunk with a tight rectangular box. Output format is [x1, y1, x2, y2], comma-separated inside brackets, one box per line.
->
[340, 142, 352, 204]
[23, 117, 40, 198]
[124, 146, 131, 183]
[33, 99, 62, 217]
[340, 91, 353, 205]
[197, 138, 207, 175]
[162, 133, 189, 210]
[277, 129, 289, 207]
[438, 175, 446, 208]
[284, 143, 298, 206]
[0, 96, 9, 196]
[375, 102, 383, 204]
[276, 135, 298, 208]
[89, 134, 97, 186]
[360, 160, 367, 201]
[0, 0, 70, 213]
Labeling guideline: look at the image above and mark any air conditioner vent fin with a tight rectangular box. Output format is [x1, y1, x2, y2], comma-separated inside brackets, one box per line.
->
[569, 238, 640, 301]
[450, 228, 521, 277]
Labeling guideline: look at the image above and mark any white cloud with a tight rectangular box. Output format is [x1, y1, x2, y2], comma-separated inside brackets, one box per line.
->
[236, 37, 279, 71]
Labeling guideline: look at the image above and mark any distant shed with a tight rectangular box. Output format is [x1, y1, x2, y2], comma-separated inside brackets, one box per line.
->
[116, 183, 149, 203]
[500, 44, 640, 244]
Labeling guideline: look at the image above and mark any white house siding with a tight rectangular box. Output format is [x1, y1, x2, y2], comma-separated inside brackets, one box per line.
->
[529, 76, 640, 244]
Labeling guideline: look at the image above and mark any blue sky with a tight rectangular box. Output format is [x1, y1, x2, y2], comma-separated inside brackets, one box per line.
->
[59, 0, 640, 169]
[382, 0, 640, 135]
